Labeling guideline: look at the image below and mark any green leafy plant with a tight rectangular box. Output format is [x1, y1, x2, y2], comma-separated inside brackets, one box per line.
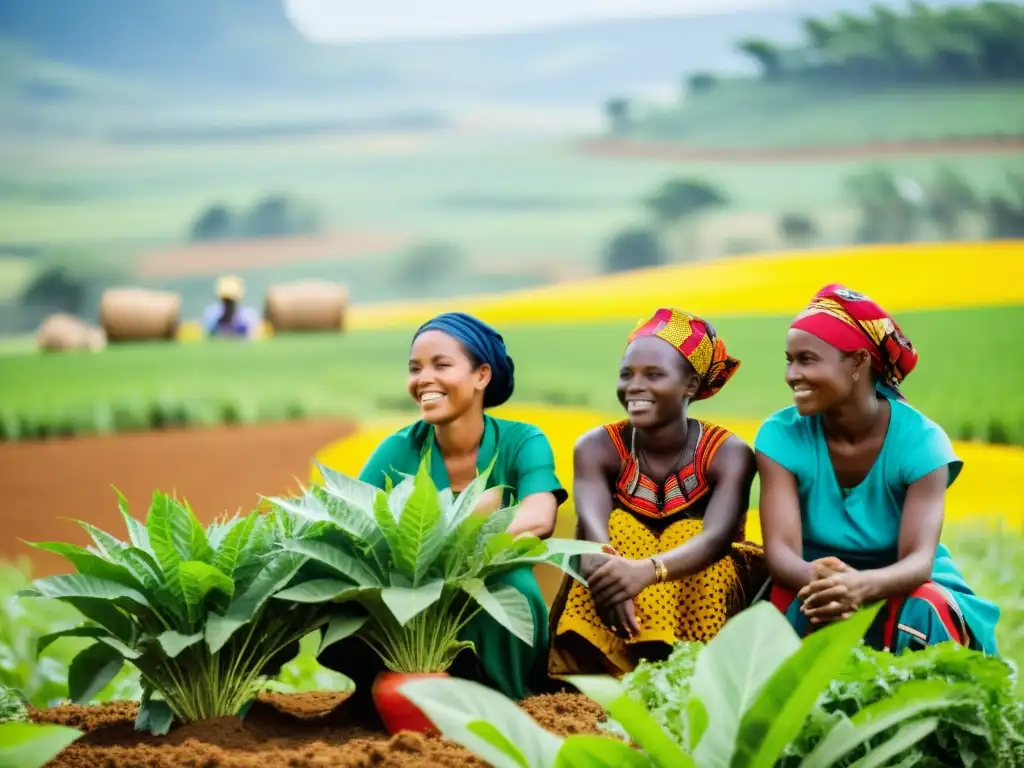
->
[400, 602, 966, 767]
[0, 721, 83, 768]
[18, 490, 327, 734]
[269, 456, 603, 673]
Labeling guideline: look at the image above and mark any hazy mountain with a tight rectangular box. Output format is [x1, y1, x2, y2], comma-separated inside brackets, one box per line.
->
[0, 0, 983, 120]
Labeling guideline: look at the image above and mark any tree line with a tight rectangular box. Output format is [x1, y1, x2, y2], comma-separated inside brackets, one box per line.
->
[738, 2, 1024, 86]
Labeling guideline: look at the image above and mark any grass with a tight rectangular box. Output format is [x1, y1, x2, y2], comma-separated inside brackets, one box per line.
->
[1, 306, 1021, 444]
[628, 80, 1024, 148]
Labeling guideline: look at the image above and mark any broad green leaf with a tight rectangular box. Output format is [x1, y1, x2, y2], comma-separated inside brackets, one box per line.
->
[319, 608, 370, 653]
[266, 494, 331, 525]
[315, 461, 380, 515]
[557, 734, 652, 767]
[387, 474, 416, 522]
[466, 721, 530, 767]
[447, 458, 496, 529]
[394, 458, 445, 585]
[36, 625, 111, 655]
[146, 491, 193, 590]
[204, 551, 306, 653]
[74, 520, 128, 560]
[183, 500, 215, 564]
[112, 547, 164, 591]
[282, 539, 382, 587]
[27, 542, 144, 592]
[0, 721, 83, 768]
[273, 578, 358, 603]
[798, 680, 968, 768]
[566, 676, 693, 768]
[380, 580, 445, 625]
[156, 630, 203, 659]
[847, 718, 940, 768]
[119, 505, 151, 553]
[730, 602, 884, 768]
[179, 560, 235, 618]
[473, 505, 520, 561]
[373, 489, 400, 550]
[59, 597, 135, 643]
[68, 642, 124, 704]
[442, 513, 488, 578]
[322, 495, 390, 572]
[462, 579, 535, 646]
[97, 634, 141, 659]
[691, 602, 801, 767]
[135, 694, 174, 736]
[212, 511, 258, 578]
[400, 676, 563, 768]
[28, 573, 150, 612]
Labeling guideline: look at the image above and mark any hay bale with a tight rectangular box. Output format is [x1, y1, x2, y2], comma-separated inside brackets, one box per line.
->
[99, 288, 181, 343]
[264, 281, 348, 333]
[35, 313, 107, 353]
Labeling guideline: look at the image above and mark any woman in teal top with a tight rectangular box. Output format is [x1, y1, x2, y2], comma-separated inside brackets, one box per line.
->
[755, 284, 999, 654]
[340, 311, 566, 705]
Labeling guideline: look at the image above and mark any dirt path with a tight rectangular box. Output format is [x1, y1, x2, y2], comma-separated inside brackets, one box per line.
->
[34, 690, 606, 767]
[578, 135, 1024, 163]
[0, 419, 356, 576]
[138, 232, 412, 279]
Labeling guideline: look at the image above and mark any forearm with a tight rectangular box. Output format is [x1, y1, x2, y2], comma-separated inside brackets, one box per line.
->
[860, 551, 933, 603]
[577, 510, 611, 545]
[659, 531, 731, 581]
[507, 507, 555, 539]
[766, 544, 815, 593]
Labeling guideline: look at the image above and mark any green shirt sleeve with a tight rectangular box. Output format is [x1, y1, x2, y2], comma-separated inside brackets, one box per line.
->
[357, 433, 414, 490]
[511, 427, 568, 506]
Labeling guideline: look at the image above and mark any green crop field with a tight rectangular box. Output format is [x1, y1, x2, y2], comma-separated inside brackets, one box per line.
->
[2, 136, 1020, 263]
[626, 81, 1024, 148]
[2, 305, 1021, 444]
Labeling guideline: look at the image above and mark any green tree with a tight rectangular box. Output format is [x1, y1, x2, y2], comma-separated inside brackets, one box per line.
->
[603, 227, 664, 273]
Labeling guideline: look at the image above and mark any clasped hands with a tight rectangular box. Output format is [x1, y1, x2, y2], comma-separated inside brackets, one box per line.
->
[583, 547, 658, 640]
[798, 556, 871, 624]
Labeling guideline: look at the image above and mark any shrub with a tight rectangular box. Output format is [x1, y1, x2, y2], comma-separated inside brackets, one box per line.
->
[189, 204, 235, 242]
[19, 492, 327, 733]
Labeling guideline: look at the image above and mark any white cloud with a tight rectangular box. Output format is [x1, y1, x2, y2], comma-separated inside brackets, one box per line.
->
[284, 0, 786, 43]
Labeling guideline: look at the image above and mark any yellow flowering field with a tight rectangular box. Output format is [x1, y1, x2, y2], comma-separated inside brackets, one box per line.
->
[313, 404, 1024, 542]
[346, 241, 1024, 330]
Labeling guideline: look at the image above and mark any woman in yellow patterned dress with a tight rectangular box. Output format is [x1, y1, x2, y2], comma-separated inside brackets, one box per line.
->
[548, 308, 767, 677]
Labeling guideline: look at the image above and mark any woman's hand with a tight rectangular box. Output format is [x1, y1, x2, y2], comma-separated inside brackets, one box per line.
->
[798, 562, 871, 624]
[598, 599, 641, 639]
[589, 556, 657, 607]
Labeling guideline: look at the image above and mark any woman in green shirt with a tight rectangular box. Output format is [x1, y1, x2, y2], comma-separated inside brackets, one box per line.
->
[267, 312, 568, 712]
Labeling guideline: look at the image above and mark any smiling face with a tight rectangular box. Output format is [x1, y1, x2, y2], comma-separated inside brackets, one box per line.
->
[616, 335, 700, 429]
[785, 328, 870, 415]
[408, 330, 490, 425]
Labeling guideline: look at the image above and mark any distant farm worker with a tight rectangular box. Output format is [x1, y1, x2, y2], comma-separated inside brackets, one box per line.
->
[755, 284, 1000, 653]
[266, 312, 567, 710]
[202, 275, 260, 339]
[548, 309, 767, 678]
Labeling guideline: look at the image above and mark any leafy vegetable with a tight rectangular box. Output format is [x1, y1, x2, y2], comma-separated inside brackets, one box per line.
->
[18, 491, 326, 732]
[399, 602, 961, 767]
[270, 456, 603, 673]
[611, 610, 1024, 767]
[0, 720, 83, 768]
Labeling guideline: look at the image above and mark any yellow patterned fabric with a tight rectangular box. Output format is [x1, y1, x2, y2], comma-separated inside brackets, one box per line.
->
[548, 509, 766, 678]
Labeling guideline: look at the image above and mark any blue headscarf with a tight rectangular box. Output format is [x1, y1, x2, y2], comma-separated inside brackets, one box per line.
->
[412, 312, 515, 408]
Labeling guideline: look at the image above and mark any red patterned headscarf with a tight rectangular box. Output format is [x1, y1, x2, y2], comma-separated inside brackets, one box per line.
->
[627, 308, 740, 401]
[790, 284, 918, 400]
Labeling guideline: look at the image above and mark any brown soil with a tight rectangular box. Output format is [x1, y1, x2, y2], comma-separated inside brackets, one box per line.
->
[0, 420, 356, 576]
[32, 691, 606, 767]
[138, 232, 412, 279]
[578, 135, 1024, 163]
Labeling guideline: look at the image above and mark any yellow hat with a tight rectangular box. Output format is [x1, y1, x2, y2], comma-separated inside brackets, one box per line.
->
[216, 275, 244, 300]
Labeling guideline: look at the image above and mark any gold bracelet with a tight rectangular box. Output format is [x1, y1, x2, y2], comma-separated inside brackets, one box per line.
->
[650, 556, 667, 583]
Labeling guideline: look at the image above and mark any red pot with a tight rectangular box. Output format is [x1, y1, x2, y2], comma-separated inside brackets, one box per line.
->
[371, 671, 448, 735]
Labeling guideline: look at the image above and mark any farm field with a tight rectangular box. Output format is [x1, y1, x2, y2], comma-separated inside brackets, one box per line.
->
[3, 134, 1021, 262]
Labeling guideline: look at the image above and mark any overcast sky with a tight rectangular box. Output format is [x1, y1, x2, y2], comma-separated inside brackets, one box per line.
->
[284, 0, 786, 43]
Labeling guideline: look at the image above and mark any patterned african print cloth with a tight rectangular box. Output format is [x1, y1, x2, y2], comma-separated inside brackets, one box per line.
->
[628, 308, 740, 401]
[790, 284, 918, 398]
[547, 420, 767, 678]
